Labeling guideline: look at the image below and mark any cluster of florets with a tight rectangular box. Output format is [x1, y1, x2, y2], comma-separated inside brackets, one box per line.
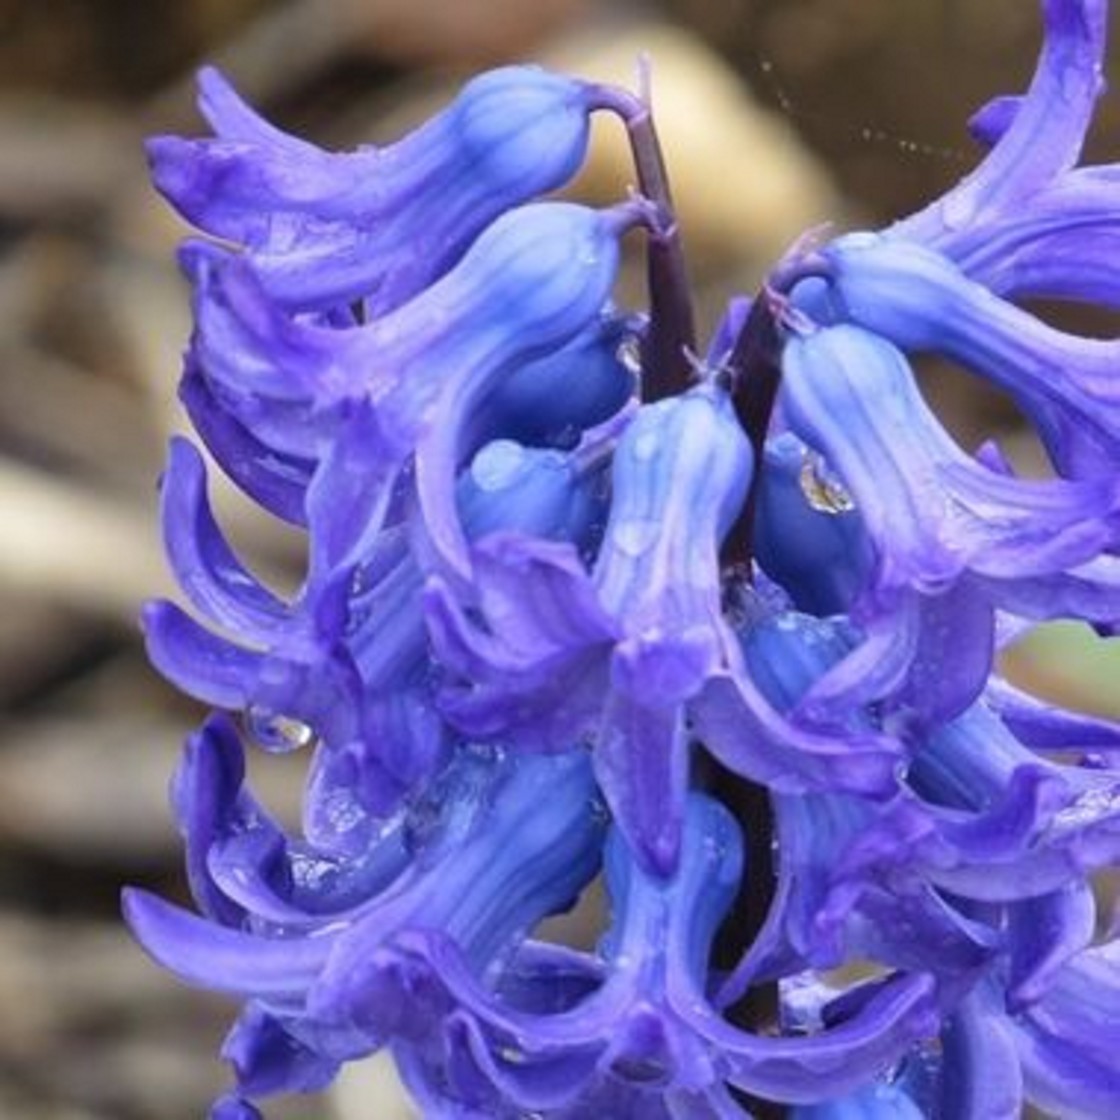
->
[126, 2, 1120, 1117]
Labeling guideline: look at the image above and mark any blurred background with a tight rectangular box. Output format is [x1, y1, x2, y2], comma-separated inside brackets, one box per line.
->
[1, 0, 1118, 1116]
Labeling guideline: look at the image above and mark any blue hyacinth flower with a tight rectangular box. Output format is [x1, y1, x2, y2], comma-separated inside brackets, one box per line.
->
[127, 2, 1120, 1115]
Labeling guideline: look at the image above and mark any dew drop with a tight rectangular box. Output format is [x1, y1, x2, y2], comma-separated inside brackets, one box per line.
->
[616, 335, 643, 376]
[325, 803, 364, 838]
[471, 439, 528, 492]
[798, 452, 854, 514]
[246, 706, 316, 754]
[1052, 785, 1120, 830]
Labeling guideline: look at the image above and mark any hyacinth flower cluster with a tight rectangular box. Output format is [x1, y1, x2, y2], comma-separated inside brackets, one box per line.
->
[124, 1, 1120, 1116]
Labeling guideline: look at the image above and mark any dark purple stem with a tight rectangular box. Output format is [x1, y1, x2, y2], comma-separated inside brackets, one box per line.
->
[721, 293, 784, 570]
[711, 294, 785, 1075]
[595, 80, 696, 401]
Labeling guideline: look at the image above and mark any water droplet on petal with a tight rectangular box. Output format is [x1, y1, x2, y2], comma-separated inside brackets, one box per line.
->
[246, 706, 316, 754]
[471, 439, 528, 492]
[616, 335, 643, 376]
[799, 451, 854, 514]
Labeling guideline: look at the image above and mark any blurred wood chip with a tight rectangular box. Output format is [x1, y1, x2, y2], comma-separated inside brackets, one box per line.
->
[0, 457, 170, 623]
[0, 717, 181, 865]
[0, 708, 312, 865]
[0, 97, 134, 223]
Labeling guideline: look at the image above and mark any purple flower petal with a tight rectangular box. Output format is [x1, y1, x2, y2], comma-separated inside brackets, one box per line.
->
[1006, 883, 1096, 1010]
[179, 362, 312, 525]
[1013, 942, 1120, 1116]
[696, 972, 939, 1106]
[893, 0, 1107, 246]
[209, 1093, 264, 1120]
[781, 320, 1120, 586]
[221, 1002, 339, 1095]
[160, 437, 290, 640]
[810, 236, 1120, 477]
[307, 751, 605, 1039]
[937, 985, 1023, 1119]
[187, 202, 633, 473]
[142, 599, 262, 708]
[122, 887, 332, 995]
[986, 675, 1120, 754]
[691, 666, 901, 801]
[424, 534, 614, 746]
[152, 66, 604, 312]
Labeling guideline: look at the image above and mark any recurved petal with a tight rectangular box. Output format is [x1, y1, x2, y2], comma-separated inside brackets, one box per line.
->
[188, 202, 634, 477]
[986, 676, 1120, 754]
[781, 320, 1120, 592]
[179, 364, 312, 526]
[1014, 942, 1120, 1117]
[303, 399, 400, 583]
[948, 168, 1120, 301]
[692, 668, 901, 799]
[171, 714, 253, 925]
[977, 553, 1120, 630]
[221, 1003, 340, 1096]
[1006, 883, 1096, 1010]
[160, 437, 290, 640]
[307, 752, 606, 1039]
[142, 599, 262, 709]
[423, 535, 613, 745]
[122, 887, 333, 996]
[594, 686, 691, 877]
[892, 0, 1107, 245]
[937, 986, 1023, 1119]
[694, 972, 940, 1106]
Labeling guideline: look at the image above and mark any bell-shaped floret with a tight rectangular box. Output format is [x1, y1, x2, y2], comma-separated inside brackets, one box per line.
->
[150, 66, 607, 312]
[412, 311, 635, 585]
[427, 382, 752, 875]
[777, 320, 1120, 722]
[184, 200, 635, 475]
[946, 168, 1120, 306]
[753, 431, 873, 617]
[400, 794, 937, 1113]
[806, 235, 1120, 478]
